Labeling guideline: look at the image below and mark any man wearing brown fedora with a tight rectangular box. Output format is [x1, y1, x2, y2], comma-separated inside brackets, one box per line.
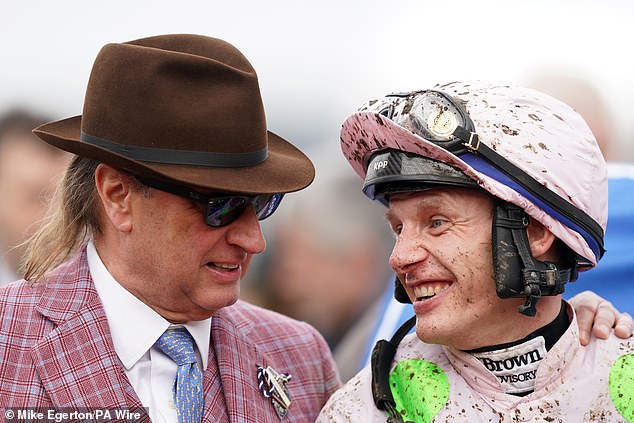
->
[0, 34, 340, 421]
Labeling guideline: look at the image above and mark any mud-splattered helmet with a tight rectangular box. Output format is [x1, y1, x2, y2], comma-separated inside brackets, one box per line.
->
[340, 81, 607, 316]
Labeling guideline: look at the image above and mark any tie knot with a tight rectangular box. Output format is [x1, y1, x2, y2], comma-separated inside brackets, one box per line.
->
[155, 327, 197, 366]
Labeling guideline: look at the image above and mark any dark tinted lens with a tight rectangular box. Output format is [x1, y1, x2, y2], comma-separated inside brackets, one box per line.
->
[205, 197, 248, 227]
[204, 194, 284, 227]
[253, 193, 283, 220]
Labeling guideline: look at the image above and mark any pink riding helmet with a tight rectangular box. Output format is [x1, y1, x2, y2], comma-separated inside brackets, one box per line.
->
[340, 80, 607, 269]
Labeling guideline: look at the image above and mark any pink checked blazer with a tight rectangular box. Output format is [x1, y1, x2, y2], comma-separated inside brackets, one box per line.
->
[0, 250, 341, 422]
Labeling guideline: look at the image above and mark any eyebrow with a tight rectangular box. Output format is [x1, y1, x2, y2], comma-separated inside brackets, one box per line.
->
[384, 196, 449, 222]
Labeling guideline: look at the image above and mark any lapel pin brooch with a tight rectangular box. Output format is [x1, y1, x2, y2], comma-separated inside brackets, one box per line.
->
[256, 364, 292, 418]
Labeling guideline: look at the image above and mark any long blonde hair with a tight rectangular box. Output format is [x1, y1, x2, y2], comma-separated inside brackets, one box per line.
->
[23, 155, 101, 283]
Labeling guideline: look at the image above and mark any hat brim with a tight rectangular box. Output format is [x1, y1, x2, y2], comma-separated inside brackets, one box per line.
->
[34, 116, 315, 195]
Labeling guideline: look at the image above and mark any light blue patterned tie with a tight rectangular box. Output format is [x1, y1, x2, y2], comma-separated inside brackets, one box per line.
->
[155, 328, 204, 423]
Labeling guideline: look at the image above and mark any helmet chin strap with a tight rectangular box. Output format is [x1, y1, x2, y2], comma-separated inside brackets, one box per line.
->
[492, 201, 577, 316]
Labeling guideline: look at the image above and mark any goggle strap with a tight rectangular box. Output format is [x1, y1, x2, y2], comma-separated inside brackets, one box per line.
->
[451, 130, 605, 258]
[453, 126, 479, 152]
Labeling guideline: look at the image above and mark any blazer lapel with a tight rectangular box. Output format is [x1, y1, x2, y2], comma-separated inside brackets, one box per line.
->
[201, 330, 229, 423]
[30, 252, 148, 418]
[207, 305, 283, 422]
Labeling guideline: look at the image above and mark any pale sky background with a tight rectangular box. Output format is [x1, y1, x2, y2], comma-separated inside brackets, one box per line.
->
[2, 0, 633, 164]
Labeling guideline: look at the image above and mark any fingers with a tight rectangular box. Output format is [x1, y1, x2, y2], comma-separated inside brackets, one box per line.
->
[574, 302, 599, 346]
[614, 312, 634, 340]
[590, 300, 618, 341]
[569, 290, 604, 346]
[568, 290, 633, 346]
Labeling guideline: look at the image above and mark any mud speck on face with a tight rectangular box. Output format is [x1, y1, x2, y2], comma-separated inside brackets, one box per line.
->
[528, 113, 542, 121]
[538, 142, 550, 151]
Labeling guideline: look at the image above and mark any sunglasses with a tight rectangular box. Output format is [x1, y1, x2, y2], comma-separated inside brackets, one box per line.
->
[135, 175, 283, 227]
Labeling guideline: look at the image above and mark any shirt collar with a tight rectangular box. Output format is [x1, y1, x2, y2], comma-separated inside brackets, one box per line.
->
[87, 240, 211, 370]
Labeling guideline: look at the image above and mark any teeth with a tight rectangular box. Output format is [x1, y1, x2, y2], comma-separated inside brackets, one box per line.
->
[213, 263, 239, 270]
[414, 283, 450, 300]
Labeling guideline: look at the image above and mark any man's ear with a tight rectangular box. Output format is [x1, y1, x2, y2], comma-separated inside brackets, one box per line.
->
[526, 217, 557, 260]
[94, 164, 134, 233]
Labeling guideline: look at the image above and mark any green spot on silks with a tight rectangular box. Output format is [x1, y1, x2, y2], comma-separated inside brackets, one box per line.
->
[609, 353, 634, 421]
[389, 359, 449, 423]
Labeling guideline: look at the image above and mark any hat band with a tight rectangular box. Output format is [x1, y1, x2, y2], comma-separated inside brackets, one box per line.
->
[80, 131, 268, 167]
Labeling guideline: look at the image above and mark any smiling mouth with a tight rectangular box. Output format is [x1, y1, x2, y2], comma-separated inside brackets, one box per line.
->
[413, 283, 451, 301]
[208, 262, 239, 271]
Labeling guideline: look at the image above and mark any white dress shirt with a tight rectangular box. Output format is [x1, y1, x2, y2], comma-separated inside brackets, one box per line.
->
[87, 241, 211, 423]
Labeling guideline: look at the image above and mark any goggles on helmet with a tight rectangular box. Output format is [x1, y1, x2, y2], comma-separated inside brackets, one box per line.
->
[369, 90, 476, 155]
[360, 90, 605, 263]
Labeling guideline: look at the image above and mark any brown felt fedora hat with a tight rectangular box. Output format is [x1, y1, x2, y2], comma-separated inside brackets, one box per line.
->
[33, 34, 314, 194]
